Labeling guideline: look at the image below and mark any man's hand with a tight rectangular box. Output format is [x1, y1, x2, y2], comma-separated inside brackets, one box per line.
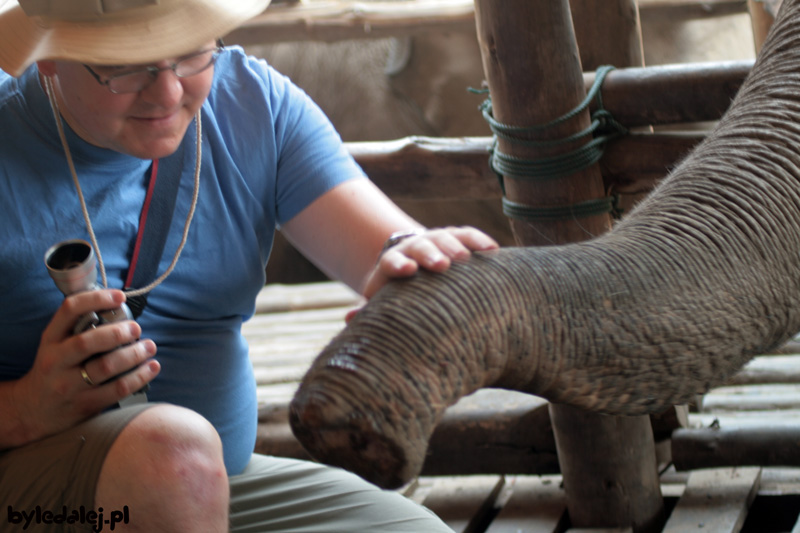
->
[6, 289, 159, 448]
[361, 226, 499, 300]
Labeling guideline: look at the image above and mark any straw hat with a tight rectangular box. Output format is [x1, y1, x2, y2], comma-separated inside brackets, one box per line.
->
[0, 0, 271, 77]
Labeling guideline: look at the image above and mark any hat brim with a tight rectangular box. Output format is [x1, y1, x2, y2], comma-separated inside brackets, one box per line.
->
[0, 0, 271, 76]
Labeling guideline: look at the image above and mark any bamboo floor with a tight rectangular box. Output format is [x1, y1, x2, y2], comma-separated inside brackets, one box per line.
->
[246, 281, 800, 533]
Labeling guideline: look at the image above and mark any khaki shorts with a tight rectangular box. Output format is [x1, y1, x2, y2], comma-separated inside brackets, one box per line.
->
[0, 403, 154, 532]
[1, 404, 451, 532]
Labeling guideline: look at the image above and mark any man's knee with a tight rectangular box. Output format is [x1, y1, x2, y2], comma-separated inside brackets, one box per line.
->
[98, 405, 228, 509]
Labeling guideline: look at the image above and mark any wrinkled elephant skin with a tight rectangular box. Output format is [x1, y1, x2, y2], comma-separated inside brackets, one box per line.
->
[290, 1, 800, 489]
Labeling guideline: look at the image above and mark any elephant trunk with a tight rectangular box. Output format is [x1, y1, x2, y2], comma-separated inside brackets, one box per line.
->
[291, 0, 800, 489]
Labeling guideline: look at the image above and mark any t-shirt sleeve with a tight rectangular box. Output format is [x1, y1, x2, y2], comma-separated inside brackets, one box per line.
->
[264, 60, 367, 225]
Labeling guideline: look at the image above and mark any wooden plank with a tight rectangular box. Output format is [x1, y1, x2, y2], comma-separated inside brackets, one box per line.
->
[758, 468, 800, 496]
[403, 476, 436, 505]
[485, 475, 567, 533]
[566, 527, 633, 533]
[256, 382, 299, 419]
[701, 384, 800, 412]
[255, 281, 361, 313]
[663, 467, 800, 497]
[662, 467, 761, 533]
[253, 363, 309, 385]
[690, 409, 800, 429]
[726, 354, 800, 385]
[420, 475, 505, 533]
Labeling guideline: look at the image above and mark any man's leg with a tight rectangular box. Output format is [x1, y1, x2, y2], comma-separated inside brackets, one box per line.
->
[95, 404, 229, 532]
[229, 454, 453, 532]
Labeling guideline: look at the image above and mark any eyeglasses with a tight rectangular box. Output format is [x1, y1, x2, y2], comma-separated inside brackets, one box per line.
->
[83, 45, 223, 94]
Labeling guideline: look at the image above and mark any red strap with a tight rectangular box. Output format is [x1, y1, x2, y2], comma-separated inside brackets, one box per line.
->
[125, 160, 159, 288]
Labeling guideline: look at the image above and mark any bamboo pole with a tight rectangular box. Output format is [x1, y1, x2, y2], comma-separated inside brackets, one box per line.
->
[473, 1, 664, 530]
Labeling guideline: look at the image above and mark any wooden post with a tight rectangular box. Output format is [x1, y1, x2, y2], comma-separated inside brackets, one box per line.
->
[748, 0, 776, 53]
[571, 0, 645, 70]
[473, 0, 609, 245]
[473, 1, 664, 530]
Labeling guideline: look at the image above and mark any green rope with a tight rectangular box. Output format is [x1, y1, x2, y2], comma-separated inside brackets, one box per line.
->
[476, 65, 627, 222]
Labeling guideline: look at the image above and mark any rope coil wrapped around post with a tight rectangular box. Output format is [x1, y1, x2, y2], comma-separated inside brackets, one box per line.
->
[477, 65, 627, 221]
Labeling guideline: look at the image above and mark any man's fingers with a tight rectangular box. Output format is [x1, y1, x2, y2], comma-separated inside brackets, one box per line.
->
[63, 320, 142, 369]
[81, 338, 156, 387]
[41, 289, 128, 344]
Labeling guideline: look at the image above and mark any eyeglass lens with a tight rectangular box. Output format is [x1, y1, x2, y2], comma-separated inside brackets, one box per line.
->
[101, 48, 219, 93]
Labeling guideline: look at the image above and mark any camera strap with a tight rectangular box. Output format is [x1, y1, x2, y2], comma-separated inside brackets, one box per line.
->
[123, 144, 185, 318]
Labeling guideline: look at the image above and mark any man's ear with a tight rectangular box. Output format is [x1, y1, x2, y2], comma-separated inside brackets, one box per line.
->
[36, 60, 57, 77]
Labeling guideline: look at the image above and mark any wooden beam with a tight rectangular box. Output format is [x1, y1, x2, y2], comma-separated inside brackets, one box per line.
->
[474, 1, 664, 531]
[421, 391, 559, 477]
[346, 130, 706, 202]
[256, 387, 685, 476]
[224, 0, 749, 45]
[638, 0, 748, 21]
[348, 133, 704, 201]
[599, 131, 700, 194]
[348, 136, 498, 201]
[589, 60, 751, 127]
[225, 0, 476, 44]
[345, 59, 753, 201]
[662, 467, 761, 533]
[672, 426, 800, 471]
[257, 390, 563, 475]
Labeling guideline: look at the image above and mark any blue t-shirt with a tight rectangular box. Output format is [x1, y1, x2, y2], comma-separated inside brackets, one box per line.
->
[0, 47, 365, 474]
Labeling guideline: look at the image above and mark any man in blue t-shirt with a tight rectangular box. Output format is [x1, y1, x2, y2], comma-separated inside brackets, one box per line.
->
[0, 0, 498, 531]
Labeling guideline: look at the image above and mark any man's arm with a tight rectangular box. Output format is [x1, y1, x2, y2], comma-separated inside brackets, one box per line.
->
[280, 179, 499, 298]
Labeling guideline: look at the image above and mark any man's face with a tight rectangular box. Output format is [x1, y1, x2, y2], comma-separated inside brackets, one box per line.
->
[37, 43, 216, 160]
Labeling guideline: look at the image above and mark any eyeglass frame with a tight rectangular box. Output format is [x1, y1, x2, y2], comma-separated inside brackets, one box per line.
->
[82, 43, 224, 94]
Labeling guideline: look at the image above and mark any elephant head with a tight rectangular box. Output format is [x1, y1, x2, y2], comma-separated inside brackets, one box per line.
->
[290, 0, 800, 490]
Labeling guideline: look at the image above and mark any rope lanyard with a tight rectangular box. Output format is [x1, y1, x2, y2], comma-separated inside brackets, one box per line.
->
[43, 76, 201, 306]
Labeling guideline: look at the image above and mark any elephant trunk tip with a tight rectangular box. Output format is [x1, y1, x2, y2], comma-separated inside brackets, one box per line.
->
[289, 386, 415, 490]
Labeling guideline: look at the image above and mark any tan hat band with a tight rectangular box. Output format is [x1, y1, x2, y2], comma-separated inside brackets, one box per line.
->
[19, 0, 158, 21]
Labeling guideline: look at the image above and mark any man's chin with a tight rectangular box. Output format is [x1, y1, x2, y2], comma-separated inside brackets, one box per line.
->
[124, 117, 193, 159]
[121, 132, 188, 160]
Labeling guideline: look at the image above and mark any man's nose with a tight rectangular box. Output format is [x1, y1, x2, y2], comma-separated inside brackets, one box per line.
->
[140, 65, 183, 106]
